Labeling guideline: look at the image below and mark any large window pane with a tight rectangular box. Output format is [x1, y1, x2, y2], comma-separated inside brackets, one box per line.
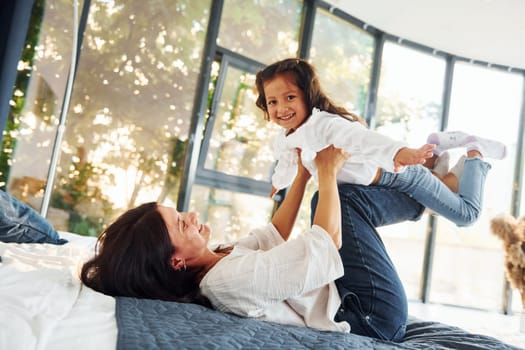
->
[4, 0, 78, 211]
[309, 8, 374, 116]
[430, 62, 524, 310]
[193, 58, 286, 240]
[218, 0, 303, 64]
[375, 42, 445, 145]
[374, 42, 447, 300]
[44, 0, 211, 235]
[190, 185, 274, 244]
[203, 64, 279, 180]
[378, 217, 430, 300]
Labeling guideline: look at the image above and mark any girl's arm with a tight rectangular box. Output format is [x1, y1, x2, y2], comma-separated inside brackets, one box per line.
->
[271, 149, 311, 241]
[306, 111, 406, 171]
[393, 144, 436, 172]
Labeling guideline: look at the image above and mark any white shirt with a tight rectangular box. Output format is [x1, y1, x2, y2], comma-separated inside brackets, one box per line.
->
[272, 108, 408, 190]
[200, 224, 350, 333]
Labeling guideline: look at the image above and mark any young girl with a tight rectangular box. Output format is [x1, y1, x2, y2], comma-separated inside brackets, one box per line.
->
[255, 58, 507, 227]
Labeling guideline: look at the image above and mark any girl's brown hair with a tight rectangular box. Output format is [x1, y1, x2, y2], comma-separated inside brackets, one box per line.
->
[255, 58, 366, 125]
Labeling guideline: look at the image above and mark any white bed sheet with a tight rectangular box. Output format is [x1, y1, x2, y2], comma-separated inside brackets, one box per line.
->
[0, 231, 117, 350]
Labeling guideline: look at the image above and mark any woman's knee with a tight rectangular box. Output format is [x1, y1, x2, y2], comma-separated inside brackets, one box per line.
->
[338, 291, 407, 342]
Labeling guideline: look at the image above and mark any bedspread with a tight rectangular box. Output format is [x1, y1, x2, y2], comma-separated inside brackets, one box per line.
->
[116, 297, 522, 350]
[0, 233, 116, 350]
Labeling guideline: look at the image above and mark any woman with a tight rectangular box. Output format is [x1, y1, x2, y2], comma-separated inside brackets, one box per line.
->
[81, 145, 425, 342]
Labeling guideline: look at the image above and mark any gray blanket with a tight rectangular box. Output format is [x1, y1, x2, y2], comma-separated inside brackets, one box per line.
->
[116, 297, 522, 349]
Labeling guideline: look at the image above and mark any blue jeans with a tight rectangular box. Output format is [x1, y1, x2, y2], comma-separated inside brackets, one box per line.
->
[376, 158, 491, 227]
[311, 184, 424, 342]
[0, 190, 67, 244]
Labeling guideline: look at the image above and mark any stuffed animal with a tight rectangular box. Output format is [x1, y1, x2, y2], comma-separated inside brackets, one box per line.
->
[490, 213, 525, 305]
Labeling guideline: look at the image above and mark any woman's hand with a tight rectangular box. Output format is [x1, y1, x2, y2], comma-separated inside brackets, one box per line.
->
[313, 145, 350, 249]
[393, 143, 435, 172]
[296, 148, 312, 182]
[271, 149, 312, 241]
[269, 148, 311, 199]
[314, 145, 349, 176]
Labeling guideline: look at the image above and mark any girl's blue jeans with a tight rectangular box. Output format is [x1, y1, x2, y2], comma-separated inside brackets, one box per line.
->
[311, 184, 424, 342]
[376, 158, 491, 227]
[0, 190, 66, 244]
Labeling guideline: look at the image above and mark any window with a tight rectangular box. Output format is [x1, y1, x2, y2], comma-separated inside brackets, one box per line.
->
[375, 42, 445, 144]
[4, 0, 80, 226]
[309, 8, 374, 116]
[190, 56, 282, 241]
[201, 62, 278, 182]
[47, 0, 211, 235]
[430, 62, 523, 310]
[190, 185, 275, 244]
[374, 41, 447, 299]
[218, 0, 303, 64]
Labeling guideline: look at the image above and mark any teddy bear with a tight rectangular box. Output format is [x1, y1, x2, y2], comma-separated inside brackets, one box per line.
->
[490, 213, 525, 306]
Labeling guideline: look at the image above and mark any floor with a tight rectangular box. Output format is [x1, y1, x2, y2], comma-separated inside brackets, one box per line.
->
[408, 301, 525, 349]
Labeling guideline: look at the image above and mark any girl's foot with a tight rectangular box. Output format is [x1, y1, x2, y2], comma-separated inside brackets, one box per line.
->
[450, 155, 466, 178]
[428, 131, 507, 160]
[427, 131, 469, 155]
[432, 151, 450, 177]
[464, 136, 507, 160]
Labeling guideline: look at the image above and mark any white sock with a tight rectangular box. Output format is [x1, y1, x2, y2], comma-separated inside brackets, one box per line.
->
[464, 136, 507, 160]
[432, 151, 450, 177]
[449, 155, 466, 178]
[427, 131, 469, 155]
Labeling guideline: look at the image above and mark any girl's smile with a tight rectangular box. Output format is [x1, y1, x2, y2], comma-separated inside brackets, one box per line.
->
[263, 73, 308, 133]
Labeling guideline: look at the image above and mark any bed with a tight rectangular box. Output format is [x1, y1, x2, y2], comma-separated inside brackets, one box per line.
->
[1, 231, 522, 350]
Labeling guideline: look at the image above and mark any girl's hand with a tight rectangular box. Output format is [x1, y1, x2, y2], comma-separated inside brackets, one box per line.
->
[393, 144, 435, 172]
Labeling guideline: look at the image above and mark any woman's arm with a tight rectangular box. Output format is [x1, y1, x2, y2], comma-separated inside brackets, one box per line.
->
[271, 149, 311, 241]
[312, 145, 349, 249]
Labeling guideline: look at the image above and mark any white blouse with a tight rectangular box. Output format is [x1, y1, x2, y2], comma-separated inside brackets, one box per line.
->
[200, 224, 350, 333]
[271, 108, 407, 190]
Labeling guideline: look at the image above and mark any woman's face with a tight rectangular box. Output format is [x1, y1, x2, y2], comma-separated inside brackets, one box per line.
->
[158, 206, 210, 262]
[263, 73, 308, 133]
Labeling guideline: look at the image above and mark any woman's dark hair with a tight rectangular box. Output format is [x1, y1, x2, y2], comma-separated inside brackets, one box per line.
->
[80, 202, 212, 308]
[255, 58, 366, 125]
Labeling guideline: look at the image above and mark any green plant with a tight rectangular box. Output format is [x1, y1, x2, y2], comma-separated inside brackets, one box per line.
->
[51, 147, 114, 236]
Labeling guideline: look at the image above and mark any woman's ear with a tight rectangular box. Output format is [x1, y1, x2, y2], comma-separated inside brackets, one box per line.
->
[170, 254, 186, 271]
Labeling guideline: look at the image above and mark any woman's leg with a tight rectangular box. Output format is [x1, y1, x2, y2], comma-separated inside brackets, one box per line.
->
[376, 158, 490, 227]
[311, 184, 424, 342]
[0, 190, 66, 244]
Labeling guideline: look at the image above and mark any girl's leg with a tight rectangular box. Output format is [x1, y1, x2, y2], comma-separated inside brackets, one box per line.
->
[376, 158, 491, 227]
[441, 149, 489, 194]
[311, 184, 424, 342]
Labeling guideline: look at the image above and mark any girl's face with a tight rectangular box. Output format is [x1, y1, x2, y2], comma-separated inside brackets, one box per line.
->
[263, 73, 308, 133]
[158, 206, 210, 263]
